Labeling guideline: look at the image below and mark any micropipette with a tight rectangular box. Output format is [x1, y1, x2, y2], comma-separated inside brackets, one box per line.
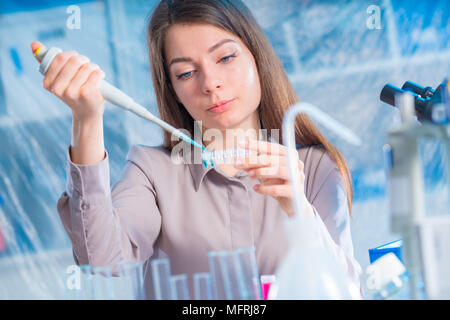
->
[31, 42, 215, 162]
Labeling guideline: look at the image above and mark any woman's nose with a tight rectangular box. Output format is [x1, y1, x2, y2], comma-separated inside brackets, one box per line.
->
[201, 71, 223, 94]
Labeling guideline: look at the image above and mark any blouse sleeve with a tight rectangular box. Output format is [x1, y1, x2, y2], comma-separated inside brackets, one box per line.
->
[56, 145, 161, 268]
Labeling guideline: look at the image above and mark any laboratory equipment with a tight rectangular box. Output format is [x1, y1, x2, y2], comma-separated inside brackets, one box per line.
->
[365, 252, 408, 300]
[90, 265, 114, 300]
[233, 247, 262, 300]
[79, 264, 95, 300]
[115, 261, 146, 300]
[273, 101, 362, 299]
[234, 247, 262, 300]
[260, 275, 276, 300]
[380, 78, 450, 299]
[170, 274, 191, 300]
[193, 272, 213, 300]
[418, 216, 450, 299]
[368, 239, 403, 264]
[150, 258, 173, 300]
[380, 79, 450, 124]
[201, 148, 256, 168]
[208, 250, 243, 299]
[208, 246, 262, 300]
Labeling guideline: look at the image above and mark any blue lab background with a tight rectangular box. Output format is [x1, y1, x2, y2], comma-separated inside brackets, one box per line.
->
[0, 0, 448, 298]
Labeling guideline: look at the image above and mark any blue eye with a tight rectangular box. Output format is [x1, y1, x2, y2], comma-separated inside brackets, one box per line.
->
[176, 71, 193, 80]
[220, 53, 237, 63]
[176, 52, 237, 80]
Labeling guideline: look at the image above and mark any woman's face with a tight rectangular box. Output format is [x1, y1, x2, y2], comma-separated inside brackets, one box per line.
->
[164, 23, 261, 132]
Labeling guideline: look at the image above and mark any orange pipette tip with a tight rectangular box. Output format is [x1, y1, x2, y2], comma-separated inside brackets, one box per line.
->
[31, 41, 45, 62]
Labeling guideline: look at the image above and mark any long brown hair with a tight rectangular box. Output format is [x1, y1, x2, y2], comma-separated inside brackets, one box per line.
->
[146, 0, 354, 215]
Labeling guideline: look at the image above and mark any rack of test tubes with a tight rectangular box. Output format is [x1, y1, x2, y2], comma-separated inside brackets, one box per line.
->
[63, 247, 275, 300]
[152, 247, 263, 300]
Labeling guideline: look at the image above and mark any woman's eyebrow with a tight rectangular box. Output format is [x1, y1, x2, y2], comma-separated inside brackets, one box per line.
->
[168, 38, 237, 69]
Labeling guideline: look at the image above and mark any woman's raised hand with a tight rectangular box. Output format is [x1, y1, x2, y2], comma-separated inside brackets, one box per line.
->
[235, 138, 314, 217]
[31, 41, 106, 123]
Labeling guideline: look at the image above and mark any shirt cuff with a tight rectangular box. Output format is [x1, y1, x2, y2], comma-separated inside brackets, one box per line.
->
[65, 146, 110, 206]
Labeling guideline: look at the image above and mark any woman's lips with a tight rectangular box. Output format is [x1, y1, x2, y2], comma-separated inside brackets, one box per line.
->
[207, 99, 235, 113]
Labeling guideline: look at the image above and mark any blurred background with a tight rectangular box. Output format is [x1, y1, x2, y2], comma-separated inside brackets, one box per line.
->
[0, 0, 448, 299]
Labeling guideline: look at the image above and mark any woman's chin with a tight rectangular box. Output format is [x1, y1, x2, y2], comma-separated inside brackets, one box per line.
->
[207, 116, 244, 131]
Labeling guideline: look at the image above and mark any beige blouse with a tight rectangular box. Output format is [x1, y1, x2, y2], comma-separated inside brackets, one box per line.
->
[57, 141, 362, 299]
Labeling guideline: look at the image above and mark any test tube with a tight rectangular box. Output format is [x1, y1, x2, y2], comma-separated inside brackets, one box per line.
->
[193, 272, 213, 300]
[77, 264, 95, 300]
[116, 262, 146, 300]
[208, 250, 241, 299]
[150, 258, 173, 300]
[92, 265, 115, 300]
[170, 274, 191, 300]
[260, 275, 276, 300]
[201, 148, 255, 167]
[234, 247, 262, 300]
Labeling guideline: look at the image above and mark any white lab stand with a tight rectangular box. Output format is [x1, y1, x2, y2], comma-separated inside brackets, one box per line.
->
[385, 93, 450, 299]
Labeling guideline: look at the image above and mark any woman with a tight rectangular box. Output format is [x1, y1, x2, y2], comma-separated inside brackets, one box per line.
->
[41, 0, 361, 299]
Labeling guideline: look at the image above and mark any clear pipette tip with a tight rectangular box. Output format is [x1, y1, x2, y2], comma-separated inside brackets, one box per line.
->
[201, 148, 256, 168]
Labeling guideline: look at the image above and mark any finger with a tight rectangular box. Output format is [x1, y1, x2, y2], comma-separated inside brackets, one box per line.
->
[43, 51, 78, 91]
[236, 154, 287, 170]
[65, 63, 101, 98]
[250, 167, 305, 184]
[254, 183, 292, 198]
[50, 55, 90, 96]
[259, 177, 286, 187]
[79, 69, 105, 100]
[239, 138, 288, 156]
[250, 166, 291, 181]
[238, 155, 305, 173]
